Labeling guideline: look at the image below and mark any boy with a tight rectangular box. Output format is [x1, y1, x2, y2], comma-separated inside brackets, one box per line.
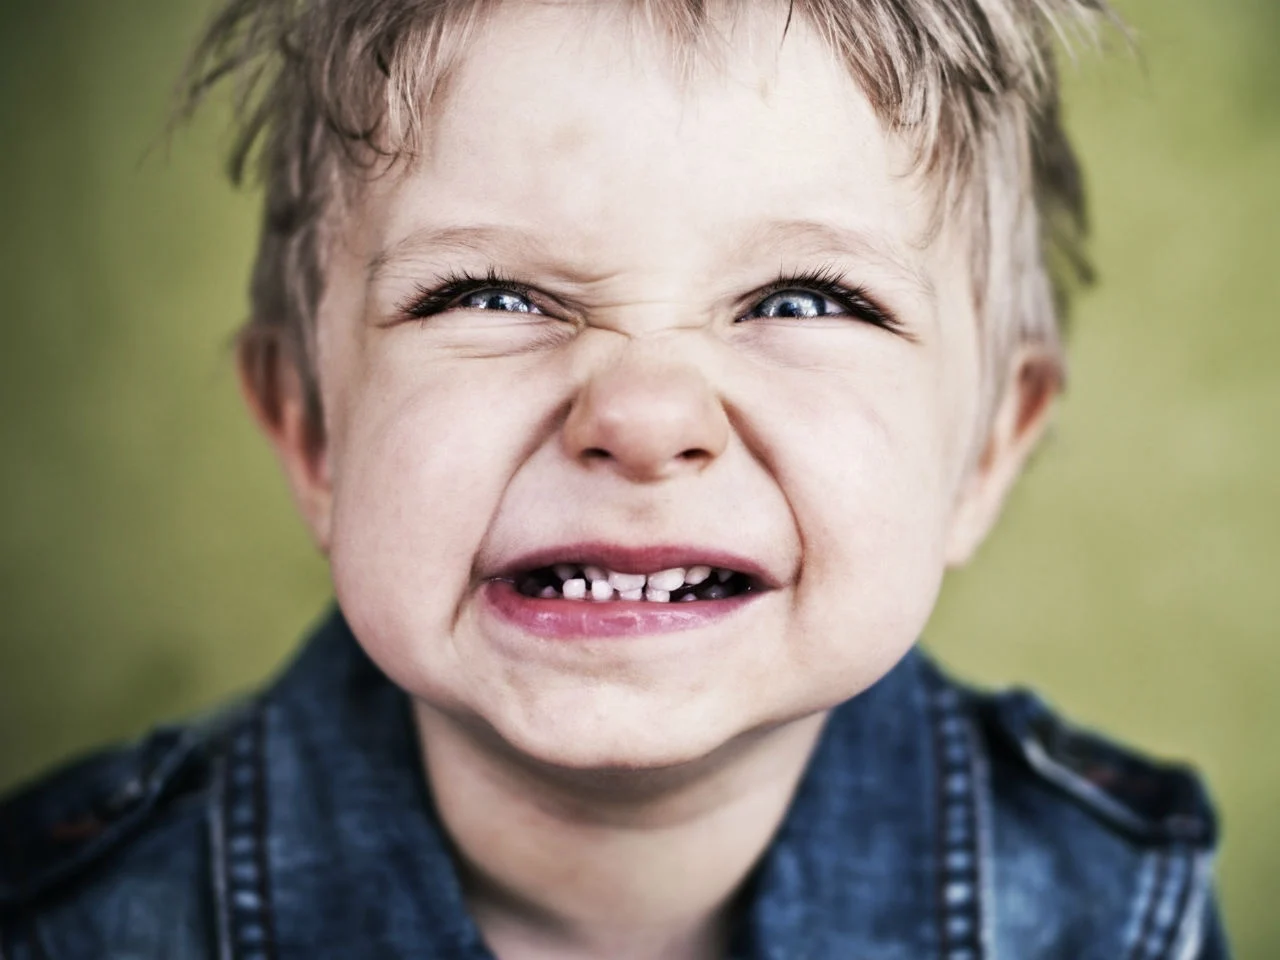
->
[0, 0, 1229, 957]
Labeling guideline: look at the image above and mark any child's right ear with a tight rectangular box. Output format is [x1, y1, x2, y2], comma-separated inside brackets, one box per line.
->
[236, 330, 333, 553]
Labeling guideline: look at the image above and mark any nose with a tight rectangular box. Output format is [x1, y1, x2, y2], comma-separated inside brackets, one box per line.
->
[562, 358, 730, 483]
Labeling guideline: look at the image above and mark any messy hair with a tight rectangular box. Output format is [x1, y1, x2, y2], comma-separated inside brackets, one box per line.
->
[179, 0, 1116, 439]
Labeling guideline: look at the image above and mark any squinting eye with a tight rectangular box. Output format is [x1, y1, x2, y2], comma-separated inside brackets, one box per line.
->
[458, 289, 539, 313]
[750, 290, 844, 320]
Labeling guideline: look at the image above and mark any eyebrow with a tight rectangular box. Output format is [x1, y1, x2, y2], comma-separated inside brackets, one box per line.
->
[735, 218, 936, 302]
[369, 218, 936, 301]
[368, 224, 565, 283]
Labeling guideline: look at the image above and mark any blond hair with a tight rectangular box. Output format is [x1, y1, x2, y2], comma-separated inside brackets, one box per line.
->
[180, 0, 1115, 436]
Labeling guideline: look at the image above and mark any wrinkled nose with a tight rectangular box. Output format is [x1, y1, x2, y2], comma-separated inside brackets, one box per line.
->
[562, 360, 729, 483]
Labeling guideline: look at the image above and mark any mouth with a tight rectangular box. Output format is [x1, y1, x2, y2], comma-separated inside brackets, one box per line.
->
[509, 562, 756, 603]
[481, 544, 775, 640]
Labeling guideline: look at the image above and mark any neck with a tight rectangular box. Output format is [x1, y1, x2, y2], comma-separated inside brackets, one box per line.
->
[413, 705, 827, 960]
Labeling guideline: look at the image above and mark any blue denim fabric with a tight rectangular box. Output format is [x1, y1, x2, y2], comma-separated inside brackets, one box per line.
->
[0, 608, 1229, 958]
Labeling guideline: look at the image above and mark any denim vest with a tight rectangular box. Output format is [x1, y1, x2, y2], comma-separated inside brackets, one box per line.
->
[0, 608, 1229, 959]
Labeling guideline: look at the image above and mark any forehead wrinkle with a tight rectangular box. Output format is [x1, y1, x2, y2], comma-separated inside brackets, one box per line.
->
[733, 218, 937, 303]
[367, 215, 939, 306]
[367, 223, 614, 286]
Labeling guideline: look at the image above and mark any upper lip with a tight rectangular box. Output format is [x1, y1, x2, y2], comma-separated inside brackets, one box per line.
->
[489, 542, 782, 589]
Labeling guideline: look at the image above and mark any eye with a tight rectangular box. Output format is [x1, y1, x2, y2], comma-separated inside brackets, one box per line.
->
[398, 268, 546, 321]
[739, 268, 905, 334]
[456, 289, 539, 314]
[750, 290, 843, 320]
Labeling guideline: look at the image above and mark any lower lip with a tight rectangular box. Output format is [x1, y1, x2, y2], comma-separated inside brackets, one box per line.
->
[482, 579, 759, 639]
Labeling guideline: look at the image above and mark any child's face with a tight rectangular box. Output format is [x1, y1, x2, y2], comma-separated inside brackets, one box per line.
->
[271, 5, 1038, 768]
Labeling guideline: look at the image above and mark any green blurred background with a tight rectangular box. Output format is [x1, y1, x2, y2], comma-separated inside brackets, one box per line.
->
[0, 0, 1275, 952]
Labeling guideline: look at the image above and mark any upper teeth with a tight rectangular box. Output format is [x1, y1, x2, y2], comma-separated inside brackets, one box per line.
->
[609, 572, 648, 592]
[531, 564, 742, 602]
[684, 565, 712, 585]
[645, 568, 685, 591]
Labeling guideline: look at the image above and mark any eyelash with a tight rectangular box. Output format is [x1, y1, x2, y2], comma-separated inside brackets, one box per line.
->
[399, 267, 537, 320]
[749, 266, 902, 331]
[397, 265, 904, 333]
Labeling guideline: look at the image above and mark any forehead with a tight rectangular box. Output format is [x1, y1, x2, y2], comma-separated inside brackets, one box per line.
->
[356, 2, 946, 295]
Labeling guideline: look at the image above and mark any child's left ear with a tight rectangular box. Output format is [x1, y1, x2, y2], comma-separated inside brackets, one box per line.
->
[944, 346, 1061, 566]
[236, 329, 334, 554]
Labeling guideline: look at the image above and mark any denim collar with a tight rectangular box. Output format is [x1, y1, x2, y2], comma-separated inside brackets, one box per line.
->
[216, 609, 983, 960]
[734, 645, 949, 960]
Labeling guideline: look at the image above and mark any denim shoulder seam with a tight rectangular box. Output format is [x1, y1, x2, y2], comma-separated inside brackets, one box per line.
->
[1168, 852, 1216, 960]
[925, 666, 987, 960]
[1123, 842, 1200, 960]
[212, 702, 276, 960]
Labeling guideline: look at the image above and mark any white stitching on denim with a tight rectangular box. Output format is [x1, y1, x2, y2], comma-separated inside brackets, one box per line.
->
[1123, 850, 1162, 957]
[1169, 853, 1214, 960]
[220, 709, 275, 960]
[1132, 849, 1172, 960]
[929, 674, 985, 960]
[1150, 848, 1192, 958]
[1155, 847, 1192, 959]
[1127, 844, 1196, 960]
[209, 751, 235, 960]
[969, 714, 997, 960]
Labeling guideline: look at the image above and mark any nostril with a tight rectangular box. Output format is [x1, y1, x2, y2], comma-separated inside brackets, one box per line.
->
[582, 447, 611, 461]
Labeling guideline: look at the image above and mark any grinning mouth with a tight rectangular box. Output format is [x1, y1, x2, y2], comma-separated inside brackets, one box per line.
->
[511, 563, 756, 603]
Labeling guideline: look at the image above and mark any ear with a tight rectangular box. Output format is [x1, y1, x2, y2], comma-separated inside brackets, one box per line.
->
[237, 330, 333, 553]
[944, 347, 1061, 567]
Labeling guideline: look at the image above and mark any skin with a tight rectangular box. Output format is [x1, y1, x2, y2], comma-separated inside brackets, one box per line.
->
[248, 5, 1057, 959]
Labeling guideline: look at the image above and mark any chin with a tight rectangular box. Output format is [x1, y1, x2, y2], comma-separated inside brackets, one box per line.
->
[479, 687, 768, 776]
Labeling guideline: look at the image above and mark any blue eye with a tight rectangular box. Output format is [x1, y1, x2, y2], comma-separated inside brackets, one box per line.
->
[457, 289, 538, 313]
[750, 290, 843, 320]
[738, 270, 906, 334]
[401, 270, 545, 321]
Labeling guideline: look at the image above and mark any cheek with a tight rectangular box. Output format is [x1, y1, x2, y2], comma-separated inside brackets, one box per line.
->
[325, 355, 551, 687]
[738, 356, 953, 704]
